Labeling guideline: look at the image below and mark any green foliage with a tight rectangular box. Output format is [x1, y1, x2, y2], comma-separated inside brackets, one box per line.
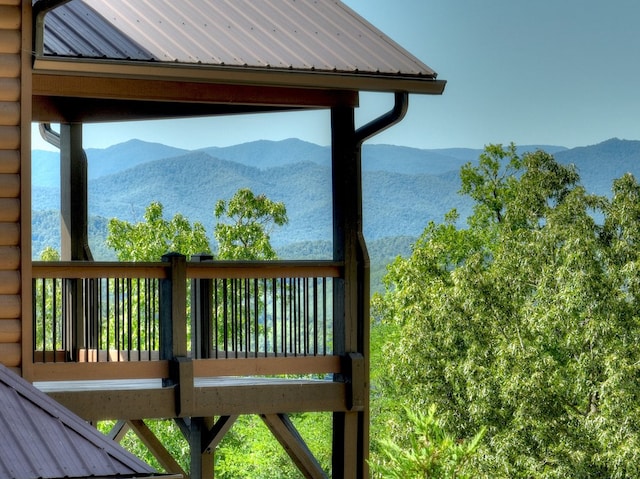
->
[214, 188, 288, 260]
[39, 246, 60, 261]
[215, 413, 332, 479]
[98, 420, 190, 473]
[33, 247, 62, 352]
[372, 144, 640, 477]
[106, 201, 211, 261]
[370, 405, 485, 479]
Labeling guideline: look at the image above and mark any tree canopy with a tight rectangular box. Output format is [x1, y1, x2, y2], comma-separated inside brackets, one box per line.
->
[106, 201, 211, 261]
[214, 188, 288, 260]
[372, 144, 640, 477]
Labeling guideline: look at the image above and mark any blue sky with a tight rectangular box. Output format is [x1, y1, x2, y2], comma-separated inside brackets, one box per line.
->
[32, 0, 640, 151]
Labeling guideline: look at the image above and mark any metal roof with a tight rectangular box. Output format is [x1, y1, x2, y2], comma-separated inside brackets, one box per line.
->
[0, 364, 169, 479]
[37, 0, 445, 94]
[42, 0, 154, 60]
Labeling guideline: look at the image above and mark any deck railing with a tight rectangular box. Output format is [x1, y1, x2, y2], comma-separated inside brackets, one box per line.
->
[31, 256, 342, 372]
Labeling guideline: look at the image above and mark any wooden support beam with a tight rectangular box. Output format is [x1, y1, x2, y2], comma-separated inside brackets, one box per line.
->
[202, 415, 238, 453]
[332, 412, 362, 479]
[174, 416, 228, 479]
[188, 418, 214, 479]
[32, 74, 357, 109]
[171, 356, 194, 417]
[46, 386, 177, 420]
[107, 419, 130, 442]
[191, 381, 346, 416]
[261, 413, 328, 479]
[342, 353, 365, 412]
[127, 419, 188, 479]
[330, 105, 369, 478]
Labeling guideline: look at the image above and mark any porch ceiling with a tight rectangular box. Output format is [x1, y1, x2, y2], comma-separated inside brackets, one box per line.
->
[32, 0, 445, 122]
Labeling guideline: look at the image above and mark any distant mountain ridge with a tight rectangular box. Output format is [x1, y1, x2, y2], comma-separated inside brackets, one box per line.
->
[32, 137, 640, 260]
[32, 138, 577, 187]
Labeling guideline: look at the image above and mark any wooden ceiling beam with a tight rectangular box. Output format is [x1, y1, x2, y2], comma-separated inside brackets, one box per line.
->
[32, 95, 297, 123]
[32, 73, 357, 122]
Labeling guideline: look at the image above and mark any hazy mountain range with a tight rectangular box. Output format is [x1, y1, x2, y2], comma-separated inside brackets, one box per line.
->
[32, 137, 640, 265]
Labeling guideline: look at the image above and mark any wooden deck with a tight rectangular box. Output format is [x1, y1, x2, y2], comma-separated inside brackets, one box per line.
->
[27, 257, 357, 422]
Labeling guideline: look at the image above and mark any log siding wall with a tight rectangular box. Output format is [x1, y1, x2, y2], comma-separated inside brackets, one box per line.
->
[0, 0, 24, 372]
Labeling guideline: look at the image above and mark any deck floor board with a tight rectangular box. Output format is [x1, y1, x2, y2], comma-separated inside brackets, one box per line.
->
[34, 376, 329, 392]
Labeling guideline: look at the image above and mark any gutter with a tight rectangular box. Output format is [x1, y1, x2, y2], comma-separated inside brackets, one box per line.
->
[32, 57, 447, 96]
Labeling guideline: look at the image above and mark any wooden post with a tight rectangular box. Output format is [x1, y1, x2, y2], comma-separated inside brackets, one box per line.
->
[189, 254, 222, 478]
[330, 105, 369, 479]
[191, 254, 213, 359]
[59, 123, 89, 262]
[160, 252, 187, 362]
[59, 123, 89, 360]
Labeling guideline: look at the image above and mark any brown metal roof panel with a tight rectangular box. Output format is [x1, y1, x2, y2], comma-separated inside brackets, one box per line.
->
[44, 0, 155, 59]
[50, 0, 437, 78]
[277, 0, 433, 74]
[0, 364, 161, 479]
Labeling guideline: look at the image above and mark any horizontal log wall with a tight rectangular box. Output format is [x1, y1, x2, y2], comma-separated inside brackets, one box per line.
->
[0, 0, 22, 373]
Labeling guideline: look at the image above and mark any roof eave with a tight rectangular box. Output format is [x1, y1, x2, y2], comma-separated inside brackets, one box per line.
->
[33, 56, 447, 95]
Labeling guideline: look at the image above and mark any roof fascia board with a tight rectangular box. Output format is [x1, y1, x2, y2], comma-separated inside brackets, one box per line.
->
[33, 57, 447, 95]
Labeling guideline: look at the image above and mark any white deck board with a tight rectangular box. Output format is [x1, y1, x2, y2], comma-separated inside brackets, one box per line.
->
[34, 376, 329, 393]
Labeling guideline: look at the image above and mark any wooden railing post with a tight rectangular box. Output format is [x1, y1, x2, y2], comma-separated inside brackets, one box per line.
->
[159, 253, 187, 362]
[190, 254, 213, 359]
[159, 253, 195, 420]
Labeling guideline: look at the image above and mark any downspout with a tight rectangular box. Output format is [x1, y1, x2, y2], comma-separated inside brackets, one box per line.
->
[348, 91, 410, 354]
[354, 91, 409, 146]
[32, 0, 73, 57]
[38, 122, 59, 149]
[350, 90, 409, 343]
[348, 91, 409, 479]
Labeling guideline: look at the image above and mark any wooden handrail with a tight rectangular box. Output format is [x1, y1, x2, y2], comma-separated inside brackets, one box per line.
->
[32, 260, 343, 280]
[186, 260, 342, 279]
[30, 360, 170, 382]
[32, 261, 167, 279]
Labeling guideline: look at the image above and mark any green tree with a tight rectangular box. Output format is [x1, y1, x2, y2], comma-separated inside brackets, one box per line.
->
[370, 405, 485, 479]
[214, 188, 288, 260]
[39, 246, 60, 261]
[107, 201, 211, 261]
[372, 144, 640, 477]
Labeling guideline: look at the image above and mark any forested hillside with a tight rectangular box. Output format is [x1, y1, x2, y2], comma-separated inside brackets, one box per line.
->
[32, 137, 640, 262]
[31, 138, 640, 476]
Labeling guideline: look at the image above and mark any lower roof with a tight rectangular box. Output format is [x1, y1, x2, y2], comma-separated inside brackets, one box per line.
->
[0, 364, 173, 479]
